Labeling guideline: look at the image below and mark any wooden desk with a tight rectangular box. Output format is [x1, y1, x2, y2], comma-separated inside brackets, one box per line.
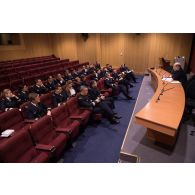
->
[135, 68, 185, 146]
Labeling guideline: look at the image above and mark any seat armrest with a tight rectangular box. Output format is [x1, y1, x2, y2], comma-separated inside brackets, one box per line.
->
[55, 127, 72, 134]
[35, 144, 56, 152]
[70, 115, 84, 120]
[79, 107, 92, 111]
[24, 119, 36, 124]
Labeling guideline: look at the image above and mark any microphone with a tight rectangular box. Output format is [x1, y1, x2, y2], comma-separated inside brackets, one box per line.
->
[156, 80, 171, 103]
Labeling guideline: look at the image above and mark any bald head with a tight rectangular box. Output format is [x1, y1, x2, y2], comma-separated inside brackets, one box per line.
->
[173, 62, 181, 71]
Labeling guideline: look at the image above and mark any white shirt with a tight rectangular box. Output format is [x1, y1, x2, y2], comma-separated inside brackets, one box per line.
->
[70, 88, 76, 96]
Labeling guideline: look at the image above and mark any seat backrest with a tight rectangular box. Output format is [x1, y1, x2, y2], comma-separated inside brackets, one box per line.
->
[0, 108, 23, 132]
[0, 130, 36, 163]
[40, 93, 53, 108]
[20, 101, 30, 119]
[66, 97, 79, 114]
[29, 115, 55, 144]
[51, 104, 69, 126]
[97, 78, 104, 90]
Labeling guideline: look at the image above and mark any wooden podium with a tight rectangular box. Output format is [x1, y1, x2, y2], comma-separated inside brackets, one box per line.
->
[135, 68, 185, 146]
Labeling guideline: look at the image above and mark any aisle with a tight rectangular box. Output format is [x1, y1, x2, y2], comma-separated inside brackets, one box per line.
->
[62, 76, 143, 163]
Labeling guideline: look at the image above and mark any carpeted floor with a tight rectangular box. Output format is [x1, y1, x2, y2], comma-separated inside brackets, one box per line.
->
[62, 76, 143, 163]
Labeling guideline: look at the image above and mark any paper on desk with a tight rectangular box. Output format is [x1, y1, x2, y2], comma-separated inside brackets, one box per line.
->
[162, 77, 173, 82]
[170, 81, 181, 84]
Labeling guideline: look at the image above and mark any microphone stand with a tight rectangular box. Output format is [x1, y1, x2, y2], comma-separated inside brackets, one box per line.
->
[155, 76, 172, 103]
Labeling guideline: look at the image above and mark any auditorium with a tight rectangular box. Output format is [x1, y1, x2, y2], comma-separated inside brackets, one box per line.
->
[0, 33, 195, 163]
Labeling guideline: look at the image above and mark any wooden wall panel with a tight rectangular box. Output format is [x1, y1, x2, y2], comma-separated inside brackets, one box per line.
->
[51, 33, 77, 61]
[0, 33, 193, 74]
[100, 33, 125, 68]
[124, 33, 193, 73]
[76, 33, 97, 64]
[0, 33, 53, 61]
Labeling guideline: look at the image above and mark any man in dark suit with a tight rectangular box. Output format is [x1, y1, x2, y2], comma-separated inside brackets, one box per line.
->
[17, 84, 29, 103]
[0, 89, 21, 111]
[64, 70, 73, 81]
[25, 93, 48, 120]
[32, 79, 48, 95]
[78, 86, 120, 124]
[91, 70, 99, 81]
[71, 69, 79, 78]
[172, 62, 187, 86]
[104, 74, 134, 100]
[89, 80, 115, 109]
[56, 74, 66, 86]
[73, 77, 83, 92]
[52, 86, 68, 107]
[45, 76, 57, 91]
[120, 64, 137, 83]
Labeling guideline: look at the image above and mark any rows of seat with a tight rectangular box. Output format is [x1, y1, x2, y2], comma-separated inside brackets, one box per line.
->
[0, 97, 92, 162]
[0, 54, 57, 67]
[0, 58, 89, 91]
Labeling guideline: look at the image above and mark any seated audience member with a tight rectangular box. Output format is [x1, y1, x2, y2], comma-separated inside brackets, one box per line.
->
[32, 79, 48, 95]
[25, 93, 48, 120]
[45, 76, 57, 91]
[0, 89, 21, 111]
[77, 67, 84, 77]
[71, 69, 79, 78]
[52, 86, 68, 107]
[78, 86, 120, 124]
[56, 73, 66, 86]
[112, 69, 133, 88]
[120, 64, 137, 83]
[17, 84, 29, 103]
[100, 67, 109, 77]
[104, 73, 134, 100]
[87, 65, 95, 74]
[81, 75, 89, 87]
[82, 65, 88, 75]
[94, 62, 101, 70]
[64, 69, 73, 81]
[65, 81, 76, 97]
[106, 64, 113, 73]
[171, 62, 187, 86]
[91, 70, 100, 81]
[89, 80, 115, 109]
[73, 77, 82, 92]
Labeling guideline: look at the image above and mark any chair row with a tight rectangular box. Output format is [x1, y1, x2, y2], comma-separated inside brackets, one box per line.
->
[0, 97, 92, 162]
[0, 58, 62, 74]
[0, 61, 89, 91]
[0, 55, 58, 67]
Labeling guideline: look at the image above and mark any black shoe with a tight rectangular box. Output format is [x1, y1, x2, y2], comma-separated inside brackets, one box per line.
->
[127, 96, 135, 100]
[129, 84, 134, 88]
[114, 115, 122, 119]
[110, 118, 120, 124]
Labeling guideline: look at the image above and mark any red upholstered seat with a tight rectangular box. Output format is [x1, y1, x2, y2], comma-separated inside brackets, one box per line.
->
[51, 104, 80, 139]
[0, 108, 30, 134]
[97, 78, 112, 97]
[29, 115, 68, 159]
[66, 97, 91, 125]
[20, 101, 30, 119]
[40, 93, 53, 108]
[0, 130, 49, 163]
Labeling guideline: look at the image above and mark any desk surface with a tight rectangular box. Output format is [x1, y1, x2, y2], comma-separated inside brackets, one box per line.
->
[135, 68, 185, 133]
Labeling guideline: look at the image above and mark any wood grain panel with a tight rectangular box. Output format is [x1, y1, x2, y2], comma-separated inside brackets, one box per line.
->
[51, 33, 77, 61]
[0, 33, 53, 61]
[0, 33, 193, 74]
